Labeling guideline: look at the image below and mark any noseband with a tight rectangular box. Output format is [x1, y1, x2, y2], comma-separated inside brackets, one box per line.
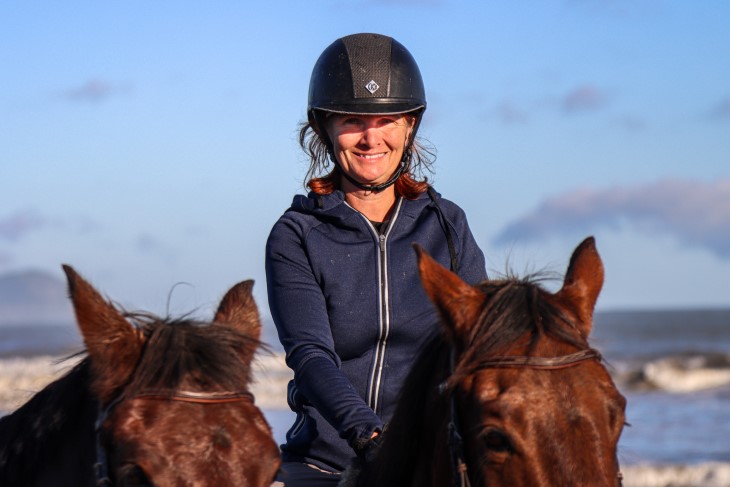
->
[442, 348, 623, 487]
[94, 389, 254, 486]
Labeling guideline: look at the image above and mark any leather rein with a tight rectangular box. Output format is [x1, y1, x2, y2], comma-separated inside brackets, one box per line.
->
[442, 348, 615, 487]
[93, 389, 254, 486]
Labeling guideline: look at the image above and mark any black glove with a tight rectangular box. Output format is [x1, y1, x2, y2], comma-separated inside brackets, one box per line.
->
[352, 431, 384, 464]
[340, 432, 385, 487]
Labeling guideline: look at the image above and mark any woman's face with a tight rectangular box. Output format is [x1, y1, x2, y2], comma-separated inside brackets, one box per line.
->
[327, 114, 413, 190]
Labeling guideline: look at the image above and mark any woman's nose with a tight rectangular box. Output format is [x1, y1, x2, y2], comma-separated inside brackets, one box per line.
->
[360, 124, 381, 147]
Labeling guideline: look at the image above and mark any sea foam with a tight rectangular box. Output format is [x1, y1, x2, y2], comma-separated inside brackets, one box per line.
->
[614, 352, 730, 393]
[0, 353, 292, 415]
[642, 354, 730, 393]
[622, 462, 730, 487]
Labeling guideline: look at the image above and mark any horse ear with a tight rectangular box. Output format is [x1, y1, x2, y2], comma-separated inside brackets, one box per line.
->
[554, 237, 604, 337]
[62, 265, 144, 403]
[415, 244, 484, 345]
[214, 280, 261, 363]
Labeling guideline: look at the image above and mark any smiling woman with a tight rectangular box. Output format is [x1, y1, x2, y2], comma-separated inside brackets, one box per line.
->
[265, 33, 487, 486]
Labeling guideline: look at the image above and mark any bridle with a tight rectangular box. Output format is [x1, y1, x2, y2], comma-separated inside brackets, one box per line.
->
[93, 389, 254, 486]
[426, 190, 621, 486]
[441, 348, 623, 487]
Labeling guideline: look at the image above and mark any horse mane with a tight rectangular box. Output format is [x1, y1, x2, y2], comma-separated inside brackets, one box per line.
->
[122, 312, 262, 396]
[0, 358, 97, 485]
[359, 274, 592, 486]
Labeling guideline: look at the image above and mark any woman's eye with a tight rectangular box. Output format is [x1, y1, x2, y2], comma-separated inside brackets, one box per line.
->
[377, 117, 398, 127]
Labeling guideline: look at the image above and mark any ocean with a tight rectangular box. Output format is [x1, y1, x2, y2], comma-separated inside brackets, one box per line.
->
[2, 309, 729, 487]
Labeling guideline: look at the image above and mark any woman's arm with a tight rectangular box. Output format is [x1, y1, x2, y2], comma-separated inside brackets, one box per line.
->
[265, 217, 384, 446]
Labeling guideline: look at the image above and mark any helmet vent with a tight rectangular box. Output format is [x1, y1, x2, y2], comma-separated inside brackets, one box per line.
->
[342, 34, 391, 99]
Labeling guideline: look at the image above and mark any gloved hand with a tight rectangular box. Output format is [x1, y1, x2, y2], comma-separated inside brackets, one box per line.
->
[340, 431, 385, 487]
[352, 431, 384, 464]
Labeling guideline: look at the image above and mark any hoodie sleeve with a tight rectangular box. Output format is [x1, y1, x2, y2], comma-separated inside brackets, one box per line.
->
[265, 216, 384, 446]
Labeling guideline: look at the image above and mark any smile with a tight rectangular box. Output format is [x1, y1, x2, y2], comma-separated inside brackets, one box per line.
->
[356, 153, 387, 160]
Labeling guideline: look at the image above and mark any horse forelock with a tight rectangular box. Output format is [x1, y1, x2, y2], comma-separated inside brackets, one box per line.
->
[123, 314, 260, 396]
[449, 276, 591, 387]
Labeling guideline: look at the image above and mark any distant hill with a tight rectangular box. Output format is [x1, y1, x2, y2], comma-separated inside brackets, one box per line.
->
[0, 269, 74, 326]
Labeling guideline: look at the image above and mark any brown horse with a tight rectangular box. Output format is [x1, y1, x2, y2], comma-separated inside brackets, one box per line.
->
[0, 266, 280, 487]
[353, 237, 626, 486]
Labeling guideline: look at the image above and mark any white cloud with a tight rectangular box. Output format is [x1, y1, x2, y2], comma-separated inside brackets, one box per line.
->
[494, 179, 730, 258]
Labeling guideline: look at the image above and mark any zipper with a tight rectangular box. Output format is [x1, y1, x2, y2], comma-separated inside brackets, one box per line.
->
[368, 232, 388, 411]
[353, 198, 403, 413]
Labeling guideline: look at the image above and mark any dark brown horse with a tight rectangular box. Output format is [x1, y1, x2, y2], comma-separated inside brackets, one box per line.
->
[353, 237, 626, 487]
[0, 266, 280, 487]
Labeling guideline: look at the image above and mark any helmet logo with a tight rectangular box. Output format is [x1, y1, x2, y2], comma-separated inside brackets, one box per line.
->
[365, 80, 380, 94]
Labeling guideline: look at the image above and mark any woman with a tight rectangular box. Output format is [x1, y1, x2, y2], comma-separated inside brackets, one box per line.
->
[266, 33, 486, 485]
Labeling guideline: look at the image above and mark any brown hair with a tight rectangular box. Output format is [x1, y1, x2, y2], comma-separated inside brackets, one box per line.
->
[298, 120, 436, 200]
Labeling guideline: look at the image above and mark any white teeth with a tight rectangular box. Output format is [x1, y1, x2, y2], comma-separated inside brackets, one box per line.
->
[359, 153, 385, 159]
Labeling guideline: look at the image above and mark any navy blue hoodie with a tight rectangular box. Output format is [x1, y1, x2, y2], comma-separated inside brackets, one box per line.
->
[265, 188, 486, 472]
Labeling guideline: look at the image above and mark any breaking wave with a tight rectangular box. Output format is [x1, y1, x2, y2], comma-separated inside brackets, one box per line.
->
[612, 352, 730, 393]
[622, 462, 730, 487]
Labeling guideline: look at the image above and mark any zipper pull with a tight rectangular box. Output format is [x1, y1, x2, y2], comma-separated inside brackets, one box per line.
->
[379, 234, 386, 253]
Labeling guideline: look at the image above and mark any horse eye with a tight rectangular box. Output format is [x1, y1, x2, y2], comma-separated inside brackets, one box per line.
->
[118, 464, 153, 487]
[481, 428, 512, 453]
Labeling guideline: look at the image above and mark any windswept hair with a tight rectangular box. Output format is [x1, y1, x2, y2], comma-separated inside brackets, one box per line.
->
[298, 120, 436, 199]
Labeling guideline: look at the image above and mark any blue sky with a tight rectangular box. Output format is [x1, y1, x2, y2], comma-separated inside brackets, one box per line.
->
[2, 0, 729, 318]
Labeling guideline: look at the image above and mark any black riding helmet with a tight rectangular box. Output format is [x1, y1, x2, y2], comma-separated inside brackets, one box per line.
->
[307, 33, 427, 191]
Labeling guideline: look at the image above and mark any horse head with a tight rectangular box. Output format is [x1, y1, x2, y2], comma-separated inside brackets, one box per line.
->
[63, 266, 280, 486]
[416, 237, 626, 487]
